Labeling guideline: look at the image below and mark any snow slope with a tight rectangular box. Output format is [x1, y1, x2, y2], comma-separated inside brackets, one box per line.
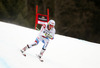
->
[0, 21, 100, 68]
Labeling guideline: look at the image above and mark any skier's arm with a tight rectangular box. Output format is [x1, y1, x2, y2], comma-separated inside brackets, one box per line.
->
[51, 28, 56, 40]
[39, 24, 47, 37]
[46, 28, 55, 40]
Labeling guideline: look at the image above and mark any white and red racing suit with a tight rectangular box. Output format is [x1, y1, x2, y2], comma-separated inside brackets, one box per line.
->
[29, 23, 56, 50]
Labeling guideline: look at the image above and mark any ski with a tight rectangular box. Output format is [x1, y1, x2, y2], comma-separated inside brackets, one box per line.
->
[20, 50, 44, 62]
[36, 54, 44, 62]
[20, 50, 26, 57]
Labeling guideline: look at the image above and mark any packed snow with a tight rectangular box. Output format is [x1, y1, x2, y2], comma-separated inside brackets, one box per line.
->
[0, 21, 100, 68]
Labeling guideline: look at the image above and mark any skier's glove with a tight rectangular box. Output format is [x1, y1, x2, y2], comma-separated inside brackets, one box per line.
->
[45, 33, 49, 37]
[45, 33, 53, 39]
[48, 34, 53, 39]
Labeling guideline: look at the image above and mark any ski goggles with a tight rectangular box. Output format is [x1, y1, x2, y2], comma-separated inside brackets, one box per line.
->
[49, 24, 54, 28]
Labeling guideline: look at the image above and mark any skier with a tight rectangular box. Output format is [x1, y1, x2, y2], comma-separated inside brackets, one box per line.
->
[20, 19, 56, 60]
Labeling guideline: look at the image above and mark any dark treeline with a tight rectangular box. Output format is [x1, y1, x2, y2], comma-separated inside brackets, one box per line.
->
[0, 0, 100, 43]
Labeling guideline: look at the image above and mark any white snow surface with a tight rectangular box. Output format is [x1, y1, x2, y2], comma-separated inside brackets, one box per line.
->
[0, 21, 100, 68]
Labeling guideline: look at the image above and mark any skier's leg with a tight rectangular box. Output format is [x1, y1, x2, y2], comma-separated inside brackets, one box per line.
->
[38, 48, 46, 58]
[21, 37, 40, 53]
[28, 38, 40, 48]
[39, 38, 49, 58]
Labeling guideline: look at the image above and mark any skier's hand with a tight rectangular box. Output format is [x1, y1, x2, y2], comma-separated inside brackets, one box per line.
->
[45, 33, 49, 37]
[48, 34, 53, 39]
[47, 34, 53, 39]
[45, 33, 53, 39]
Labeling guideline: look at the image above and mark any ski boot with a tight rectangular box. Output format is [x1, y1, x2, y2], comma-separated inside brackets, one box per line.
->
[20, 45, 30, 56]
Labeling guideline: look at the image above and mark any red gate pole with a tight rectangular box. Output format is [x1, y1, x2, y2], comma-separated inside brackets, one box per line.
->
[35, 5, 38, 30]
[47, 8, 49, 22]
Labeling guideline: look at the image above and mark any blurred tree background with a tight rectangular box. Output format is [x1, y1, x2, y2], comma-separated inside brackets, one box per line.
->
[0, 0, 100, 43]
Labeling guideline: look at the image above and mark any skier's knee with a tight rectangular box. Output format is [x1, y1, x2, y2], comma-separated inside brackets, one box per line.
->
[28, 42, 37, 48]
[35, 38, 39, 44]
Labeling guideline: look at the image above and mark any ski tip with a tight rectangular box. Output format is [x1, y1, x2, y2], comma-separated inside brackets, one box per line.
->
[23, 54, 26, 56]
[40, 60, 44, 62]
[36, 54, 44, 62]
[20, 50, 23, 53]
[20, 50, 26, 57]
